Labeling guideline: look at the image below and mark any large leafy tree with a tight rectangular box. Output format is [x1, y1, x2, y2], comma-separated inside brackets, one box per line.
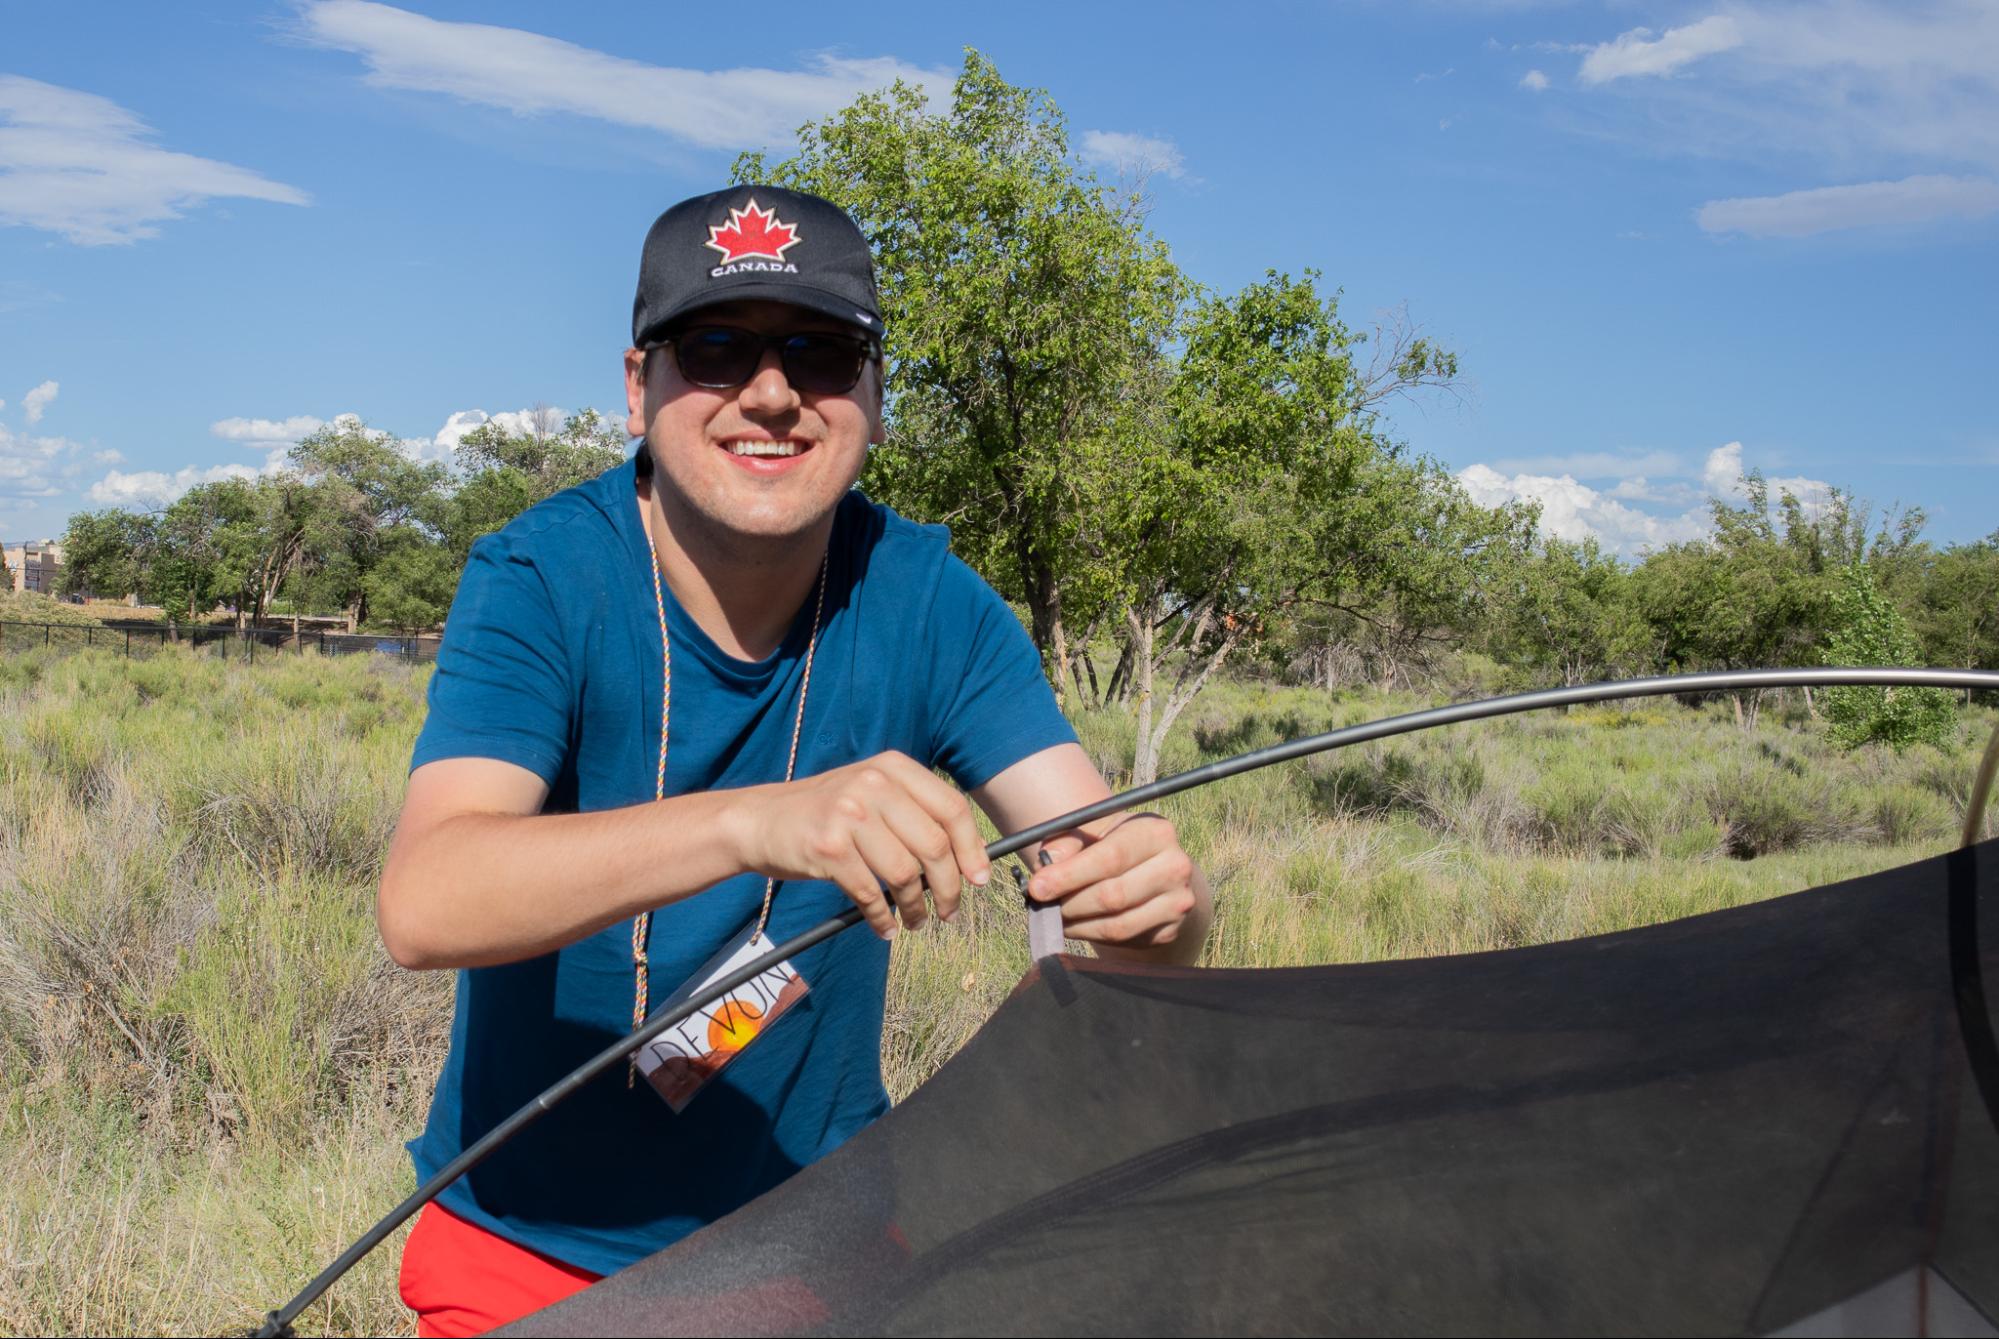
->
[200, 477, 337, 631]
[288, 420, 450, 630]
[1910, 533, 1999, 681]
[1488, 537, 1652, 688]
[441, 409, 626, 563]
[1632, 474, 1830, 722]
[365, 535, 460, 635]
[1113, 273, 1376, 782]
[736, 51, 1183, 676]
[58, 509, 159, 603]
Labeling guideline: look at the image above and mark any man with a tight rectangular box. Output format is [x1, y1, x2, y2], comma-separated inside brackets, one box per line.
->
[378, 185, 1212, 1336]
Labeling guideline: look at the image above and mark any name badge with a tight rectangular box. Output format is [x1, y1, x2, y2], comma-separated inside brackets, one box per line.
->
[634, 923, 809, 1112]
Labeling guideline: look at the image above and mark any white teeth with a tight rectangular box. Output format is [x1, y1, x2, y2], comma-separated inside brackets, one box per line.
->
[726, 440, 805, 458]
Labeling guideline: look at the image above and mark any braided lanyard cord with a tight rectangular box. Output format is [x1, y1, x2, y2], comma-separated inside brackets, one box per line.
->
[631, 547, 829, 1082]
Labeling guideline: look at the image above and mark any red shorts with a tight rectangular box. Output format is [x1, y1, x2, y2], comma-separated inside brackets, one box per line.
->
[398, 1201, 601, 1338]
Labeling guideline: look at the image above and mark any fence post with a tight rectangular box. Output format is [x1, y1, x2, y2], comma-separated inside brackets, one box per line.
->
[125, 628, 131, 657]
[45, 625, 50, 648]
[87, 626, 94, 648]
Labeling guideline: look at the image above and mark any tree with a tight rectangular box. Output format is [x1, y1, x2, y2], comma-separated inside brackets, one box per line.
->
[0, 542, 10, 593]
[1630, 473, 1834, 726]
[364, 536, 458, 634]
[59, 509, 157, 603]
[737, 51, 1183, 679]
[1820, 562, 1957, 751]
[1909, 534, 1999, 687]
[1111, 273, 1370, 783]
[289, 419, 450, 630]
[1491, 536, 1652, 688]
[1087, 273, 1502, 783]
[442, 409, 625, 563]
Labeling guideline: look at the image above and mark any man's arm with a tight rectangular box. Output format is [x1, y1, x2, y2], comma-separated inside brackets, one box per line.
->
[379, 751, 994, 970]
[973, 743, 1213, 966]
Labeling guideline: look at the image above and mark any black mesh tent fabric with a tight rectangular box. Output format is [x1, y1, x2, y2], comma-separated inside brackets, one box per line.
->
[505, 840, 1999, 1338]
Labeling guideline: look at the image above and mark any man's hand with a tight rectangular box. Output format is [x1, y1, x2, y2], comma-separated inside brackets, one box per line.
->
[1026, 814, 1209, 962]
[734, 751, 993, 938]
[974, 744, 1213, 966]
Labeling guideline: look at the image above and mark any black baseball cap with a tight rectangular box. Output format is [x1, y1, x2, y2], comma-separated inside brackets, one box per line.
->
[631, 185, 883, 348]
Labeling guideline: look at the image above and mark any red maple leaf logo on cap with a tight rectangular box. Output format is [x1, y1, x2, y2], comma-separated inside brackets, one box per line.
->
[705, 199, 802, 264]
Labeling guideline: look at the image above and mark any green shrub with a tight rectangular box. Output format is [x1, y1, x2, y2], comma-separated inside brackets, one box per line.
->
[1821, 563, 1957, 752]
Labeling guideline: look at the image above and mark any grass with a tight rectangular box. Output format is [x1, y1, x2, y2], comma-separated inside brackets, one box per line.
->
[1, 648, 1992, 1334]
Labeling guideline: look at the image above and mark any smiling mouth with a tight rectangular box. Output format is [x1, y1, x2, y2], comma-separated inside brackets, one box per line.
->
[722, 438, 812, 458]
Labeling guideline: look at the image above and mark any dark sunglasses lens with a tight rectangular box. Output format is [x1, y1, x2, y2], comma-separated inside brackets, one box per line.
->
[674, 329, 762, 387]
[782, 335, 867, 394]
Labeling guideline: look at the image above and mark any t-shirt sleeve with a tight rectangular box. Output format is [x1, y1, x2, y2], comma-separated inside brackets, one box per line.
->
[926, 553, 1078, 791]
[410, 535, 573, 784]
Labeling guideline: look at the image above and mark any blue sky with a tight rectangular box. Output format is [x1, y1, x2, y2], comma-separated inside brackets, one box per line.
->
[3, 0, 1995, 556]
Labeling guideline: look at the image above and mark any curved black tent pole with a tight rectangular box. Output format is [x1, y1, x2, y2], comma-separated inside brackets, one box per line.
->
[254, 666, 1999, 1337]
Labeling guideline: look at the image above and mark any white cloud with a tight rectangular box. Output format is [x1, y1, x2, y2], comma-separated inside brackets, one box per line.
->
[430, 406, 567, 458]
[1459, 440, 1839, 555]
[211, 414, 328, 446]
[1078, 130, 1187, 181]
[0, 422, 95, 501]
[1697, 173, 1999, 238]
[1579, 15, 1742, 85]
[1608, 476, 1702, 507]
[1701, 441, 1750, 498]
[21, 380, 57, 424]
[1520, 69, 1550, 92]
[1459, 464, 1709, 555]
[0, 76, 309, 245]
[87, 463, 262, 508]
[1700, 441, 1835, 512]
[298, 1, 946, 152]
[1561, 3, 1999, 177]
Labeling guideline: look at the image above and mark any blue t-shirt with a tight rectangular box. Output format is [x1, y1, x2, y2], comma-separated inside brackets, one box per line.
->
[406, 454, 1075, 1275]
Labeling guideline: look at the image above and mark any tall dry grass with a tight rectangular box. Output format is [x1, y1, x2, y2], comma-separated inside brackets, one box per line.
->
[1, 649, 1990, 1334]
[0, 649, 442, 1336]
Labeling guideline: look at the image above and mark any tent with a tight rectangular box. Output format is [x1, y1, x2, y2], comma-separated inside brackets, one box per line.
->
[255, 670, 1999, 1338]
[506, 840, 1998, 1337]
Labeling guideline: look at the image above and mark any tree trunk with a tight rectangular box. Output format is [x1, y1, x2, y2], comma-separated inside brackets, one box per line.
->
[1133, 626, 1241, 787]
[1049, 615, 1073, 707]
[1104, 634, 1137, 705]
[1126, 604, 1157, 786]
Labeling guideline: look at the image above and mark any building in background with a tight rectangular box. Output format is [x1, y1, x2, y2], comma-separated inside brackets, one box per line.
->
[2, 540, 66, 596]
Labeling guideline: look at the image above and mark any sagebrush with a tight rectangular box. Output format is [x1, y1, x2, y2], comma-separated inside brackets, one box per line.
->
[2, 650, 1991, 1335]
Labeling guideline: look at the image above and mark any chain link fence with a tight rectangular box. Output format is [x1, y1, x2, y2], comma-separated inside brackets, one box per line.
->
[0, 620, 439, 664]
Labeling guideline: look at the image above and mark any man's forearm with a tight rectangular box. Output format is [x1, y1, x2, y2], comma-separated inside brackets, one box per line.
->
[378, 789, 757, 970]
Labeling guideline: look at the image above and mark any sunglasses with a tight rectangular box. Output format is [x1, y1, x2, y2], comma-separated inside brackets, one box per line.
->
[649, 325, 877, 396]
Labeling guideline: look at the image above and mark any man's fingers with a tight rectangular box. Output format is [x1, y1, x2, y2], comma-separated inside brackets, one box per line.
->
[1059, 852, 1199, 943]
[1038, 832, 1086, 862]
[878, 753, 990, 889]
[827, 846, 899, 939]
[1027, 818, 1174, 904]
[878, 794, 964, 924]
[852, 822, 929, 932]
